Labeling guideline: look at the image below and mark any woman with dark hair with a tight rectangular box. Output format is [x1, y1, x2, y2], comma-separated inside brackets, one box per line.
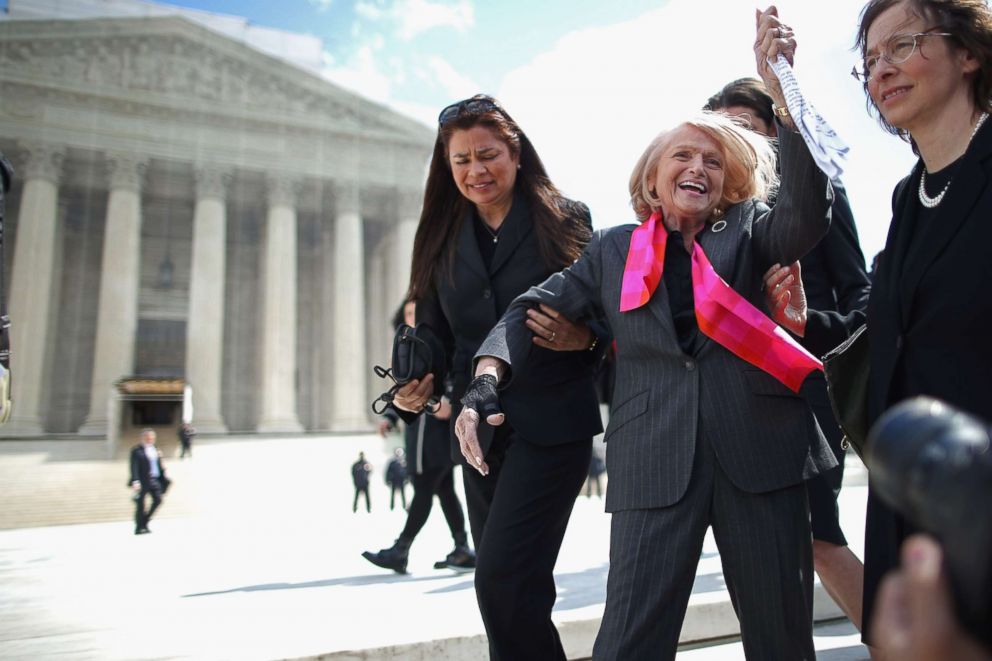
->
[764, 0, 992, 649]
[456, 12, 839, 655]
[391, 95, 605, 660]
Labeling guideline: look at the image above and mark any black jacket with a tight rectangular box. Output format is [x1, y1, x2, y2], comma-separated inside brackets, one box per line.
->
[128, 444, 166, 488]
[415, 193, 604, 457]
[804, 118, 992, 428]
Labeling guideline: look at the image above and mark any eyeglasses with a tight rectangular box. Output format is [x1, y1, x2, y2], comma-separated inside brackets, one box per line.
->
[437, 97, 501, 126]
[851, 31, 953, 82]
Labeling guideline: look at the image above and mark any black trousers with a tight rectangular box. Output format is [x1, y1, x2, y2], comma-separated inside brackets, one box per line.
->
[353, 486, 370, 512]
[134, 479, 163, 531]
[389, 483, 407, 510]
[593, 433, 815, 661]
[462, 424, 591, 661]
[399, 464, 467, 544]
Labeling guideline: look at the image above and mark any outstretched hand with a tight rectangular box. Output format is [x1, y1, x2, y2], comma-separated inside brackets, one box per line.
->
[455, 373, 504, 476]
[762, 262, 807, 336]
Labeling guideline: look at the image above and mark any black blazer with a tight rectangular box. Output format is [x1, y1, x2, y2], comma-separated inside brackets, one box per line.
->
[128, 445, 165, 488]
[866, 121, 992, 426]
[800, 184, 870, 320]
[416, 192, 604, 457]
[805, 119, 992, 427]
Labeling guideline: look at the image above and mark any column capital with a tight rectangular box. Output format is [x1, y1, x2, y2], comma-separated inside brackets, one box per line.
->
[334, 180, 360, 215]
[194, 164, 232, 200]
[105, 152, 148, 192]
[18, 142, 65, 185]
[266, 173, 301, 208]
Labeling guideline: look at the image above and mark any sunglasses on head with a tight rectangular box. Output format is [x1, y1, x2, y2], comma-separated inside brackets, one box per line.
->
[437, 97, 501, 126]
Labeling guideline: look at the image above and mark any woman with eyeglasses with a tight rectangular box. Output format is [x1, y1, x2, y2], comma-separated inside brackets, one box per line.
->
[763, 0, 992, 650]
[390, 94, 605, 660]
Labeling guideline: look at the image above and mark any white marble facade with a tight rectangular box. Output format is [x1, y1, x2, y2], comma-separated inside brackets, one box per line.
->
[0, 15, 433, 435]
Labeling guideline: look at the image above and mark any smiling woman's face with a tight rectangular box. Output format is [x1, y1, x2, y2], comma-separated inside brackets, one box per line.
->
[865, 1, 978, 133]
[652, 125, 726, 226]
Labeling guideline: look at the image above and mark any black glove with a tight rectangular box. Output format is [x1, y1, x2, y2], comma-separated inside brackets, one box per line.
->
[460, 373, 502, 421]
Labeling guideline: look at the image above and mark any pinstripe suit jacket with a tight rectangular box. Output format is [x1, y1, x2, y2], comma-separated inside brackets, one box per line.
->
[478, 129, 838, 512]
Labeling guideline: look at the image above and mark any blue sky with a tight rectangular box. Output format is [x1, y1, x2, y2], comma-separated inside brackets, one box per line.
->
[153, 0, 916, 259]
[162, 0, 668, 118]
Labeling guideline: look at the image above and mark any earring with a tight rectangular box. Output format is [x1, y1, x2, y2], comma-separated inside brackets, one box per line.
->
[517, 164, 521, 170]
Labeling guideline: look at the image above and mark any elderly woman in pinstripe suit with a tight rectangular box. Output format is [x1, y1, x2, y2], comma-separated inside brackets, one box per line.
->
[455, 9, 839, 660]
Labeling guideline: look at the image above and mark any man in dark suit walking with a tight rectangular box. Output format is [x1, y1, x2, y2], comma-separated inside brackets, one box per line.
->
[129, 428, 169, 535]
[351, 452, 372, 513]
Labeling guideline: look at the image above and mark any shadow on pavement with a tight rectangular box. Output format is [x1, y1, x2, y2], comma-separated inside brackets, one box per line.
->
[183, 571, 469, 598]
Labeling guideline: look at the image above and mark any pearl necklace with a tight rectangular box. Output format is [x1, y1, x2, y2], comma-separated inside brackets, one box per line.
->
[918, 112, 989, 208]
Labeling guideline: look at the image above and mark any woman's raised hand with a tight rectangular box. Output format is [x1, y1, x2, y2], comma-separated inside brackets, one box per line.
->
[754, 6, 797, 125]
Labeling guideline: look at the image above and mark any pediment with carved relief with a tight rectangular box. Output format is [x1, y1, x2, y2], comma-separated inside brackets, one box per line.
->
[0, 16, 432, 144]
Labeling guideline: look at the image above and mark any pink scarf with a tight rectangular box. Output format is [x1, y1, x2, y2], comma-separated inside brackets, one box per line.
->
[619, 212, 822, 392]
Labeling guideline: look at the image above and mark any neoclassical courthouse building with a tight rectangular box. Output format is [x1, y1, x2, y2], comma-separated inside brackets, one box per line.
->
[0, 1, 434, 439]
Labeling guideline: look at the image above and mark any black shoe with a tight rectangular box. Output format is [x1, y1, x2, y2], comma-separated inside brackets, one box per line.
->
[134, 527, 151, 535]
[433, 545, 476, 571]
[361, 539, 411, 574]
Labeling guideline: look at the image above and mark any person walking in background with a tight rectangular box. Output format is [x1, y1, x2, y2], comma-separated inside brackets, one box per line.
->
[177, 422, 195, 459]
[385, 447, 408, 511]
[586, 451, 606, 498]
[363, 301, 475, 575]
[706, 75, 872, 632]
[129, 428, 170, 535]
[351, 452, 372, 513]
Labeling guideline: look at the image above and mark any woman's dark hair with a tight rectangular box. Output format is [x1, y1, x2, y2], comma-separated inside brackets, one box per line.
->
[703, 77, 776, 130]
[856, 0, 992, 140]
[407, 94, 590, 300]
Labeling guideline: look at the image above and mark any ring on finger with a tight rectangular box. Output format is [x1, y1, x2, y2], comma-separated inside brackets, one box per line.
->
[549, 330, 557, 343]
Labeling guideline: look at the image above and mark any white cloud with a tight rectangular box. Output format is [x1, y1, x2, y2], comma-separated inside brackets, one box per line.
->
[423, 55, 479, 101]
[321, 44, 393, 103]
[355, 1, 386, 20]
[496, 0, 916, 259]
[308, 0, 334, 12]
[394, 0, 474, 40]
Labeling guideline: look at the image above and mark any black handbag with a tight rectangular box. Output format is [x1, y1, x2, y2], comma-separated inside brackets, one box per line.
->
[371, 323, 446, 414]
[823, 323, 870, 463]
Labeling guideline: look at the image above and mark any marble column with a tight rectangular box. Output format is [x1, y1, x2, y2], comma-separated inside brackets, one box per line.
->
[329, 182, 368, 431]
[79, 153, 147, 436]
[392, 189, 422, 305]
[184, 165, 231, 434]
[256, 174, 303, 433]
[2, 144, 64, 436]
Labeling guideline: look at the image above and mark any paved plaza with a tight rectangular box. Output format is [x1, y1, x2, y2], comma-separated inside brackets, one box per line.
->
[0, 432, 870, 659]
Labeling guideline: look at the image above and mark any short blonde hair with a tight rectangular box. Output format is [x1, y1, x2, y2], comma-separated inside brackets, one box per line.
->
[629, 111, 778, 222]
